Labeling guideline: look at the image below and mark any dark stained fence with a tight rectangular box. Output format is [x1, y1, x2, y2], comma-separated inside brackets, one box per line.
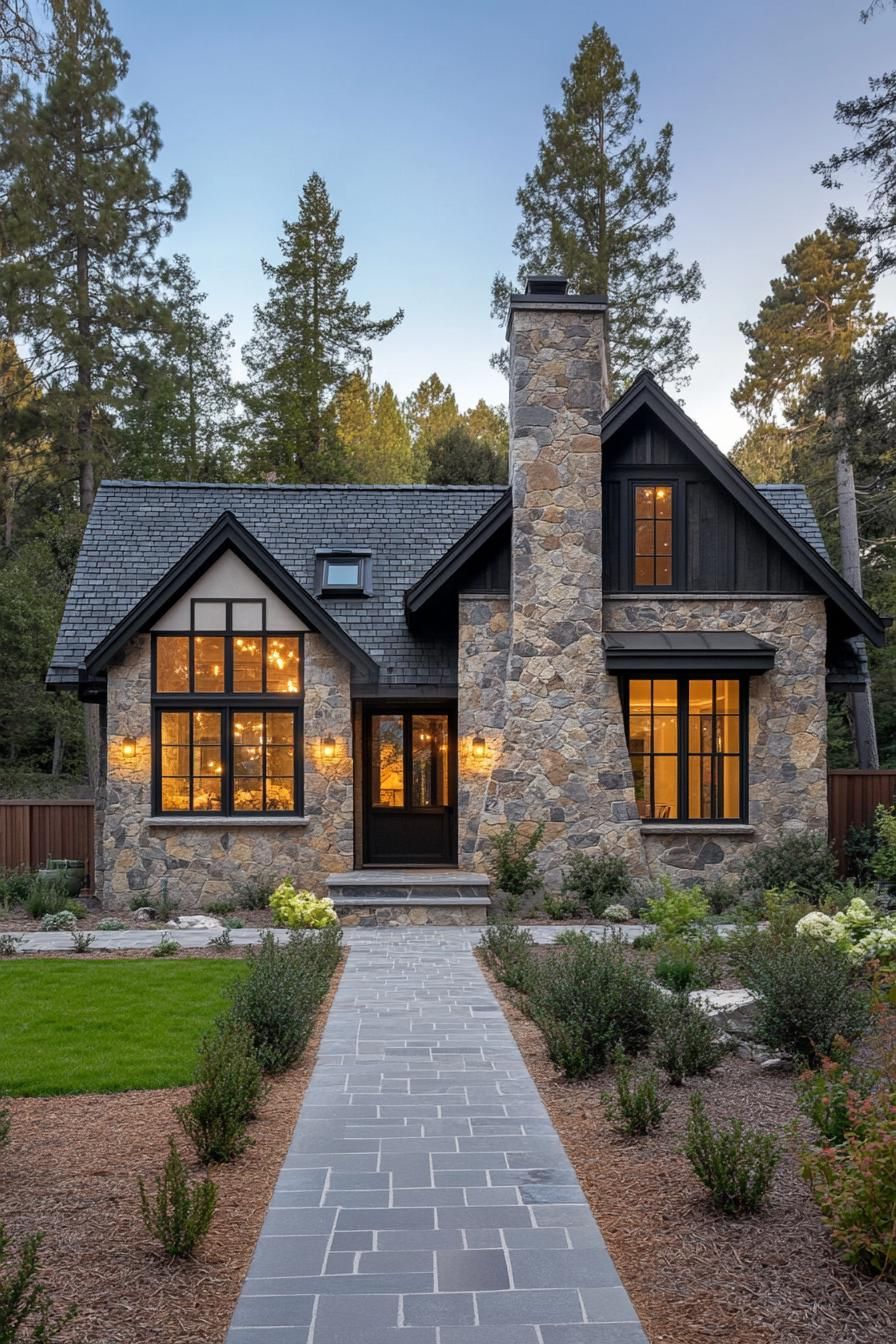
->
[828, 770, 896, 874]
[0, 801, 95, 888]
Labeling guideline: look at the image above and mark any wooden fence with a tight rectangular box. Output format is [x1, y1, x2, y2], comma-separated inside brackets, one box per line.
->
[828, 769, 896, 873]
[0, 801, 95, 888]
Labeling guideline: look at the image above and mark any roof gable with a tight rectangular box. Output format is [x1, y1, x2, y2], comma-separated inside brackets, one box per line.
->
[83, 511, 378, 681]
[602, 372, 886, 646]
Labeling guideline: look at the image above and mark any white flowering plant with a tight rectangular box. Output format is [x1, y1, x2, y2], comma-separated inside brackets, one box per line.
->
[796, 896, 896, 967]
[269, 880, 339, 929]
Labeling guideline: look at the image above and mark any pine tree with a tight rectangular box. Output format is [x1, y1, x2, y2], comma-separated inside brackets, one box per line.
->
[0, 339, 45, 547]
[490, 24, 703, 399]
[333, 372, 414, 483]
[0, 1, 42, 73]
[403, 374, 460, 478]
[0, 0, 190, 512]
[427, 425, 507, 485]
[119, 254, 238, 481]
[242, 173, 402, 482]
[732, 226, 884, 765]
[462, 399, 508, 462]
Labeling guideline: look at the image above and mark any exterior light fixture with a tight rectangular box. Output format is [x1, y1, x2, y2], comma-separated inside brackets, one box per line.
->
[322, 736, 336, 760]
[122, 736, 137, 759]
[472, 735, 486, 759]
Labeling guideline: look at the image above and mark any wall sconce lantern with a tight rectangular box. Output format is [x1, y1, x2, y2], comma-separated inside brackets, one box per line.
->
[322, 736, 336, 760]
[472, 735, 486, 759]
[122, 736, 137, 760]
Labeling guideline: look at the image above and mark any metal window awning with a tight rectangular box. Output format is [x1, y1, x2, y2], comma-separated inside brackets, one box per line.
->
[603, 631, 777, 673]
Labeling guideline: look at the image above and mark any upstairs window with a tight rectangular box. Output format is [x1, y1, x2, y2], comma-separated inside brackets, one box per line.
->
[153, 599, 302, 696]
[634, 484, 673, 586]
[315, 550, 372, 597]
[624, 676, 746, 822]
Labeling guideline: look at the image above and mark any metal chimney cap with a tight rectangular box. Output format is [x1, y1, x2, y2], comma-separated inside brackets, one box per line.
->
[524, 275, 569, 295]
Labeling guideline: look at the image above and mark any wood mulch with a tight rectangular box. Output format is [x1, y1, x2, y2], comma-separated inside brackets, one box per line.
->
[0, 906, 278, 932]
[481, 959, 896, 1344]
[0, 953, 345, 1343]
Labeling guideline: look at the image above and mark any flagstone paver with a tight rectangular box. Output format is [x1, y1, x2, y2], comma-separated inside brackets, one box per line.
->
[225, 928, 647, 1343]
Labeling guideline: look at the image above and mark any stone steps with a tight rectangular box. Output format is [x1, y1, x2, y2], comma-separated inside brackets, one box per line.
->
[326, 869, 490, 926]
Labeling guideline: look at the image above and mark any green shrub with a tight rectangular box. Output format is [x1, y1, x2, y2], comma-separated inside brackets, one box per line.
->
[542, 892, 581, 920]
[0, 1220, 76, 1339]
[644, 879, 710, 943]
[69, 930, 94, 954]
[602, 903, 632, 923]
[138, 1138, 217, 1258]
[154, 882, 179, 923]
[561, 851, 632, 918]
[150, 934, 180, 958]
[742, 831, 837, 901]
[233, 876, 280, 910]
[39, 909, 76, 933]
[871, 804, 896, 887]
[701, 877, 740, 916]
[803, 1088, 896, 1278]
[209, 928, 233, 951]
[652, 993, 727, 1086]
[204, 899, 238, 916]
[762, 882, 812, 938]
[96, 918, 127, 931]
[654, 942, 714, 993]
[269, 880, 338, 928]
[684, 1093, 781, 1215]
[63, 900, 86, 920]
[0, 935, 21, 957]
[796, 1047, 879, 1147]
[0, 1107, 9, 1151]
[488, 822, 544, 915]
[177, 1022, 265, 1164]
[25, 879, 69, 920]
[844, 823, 880, 885]
[221, 915, 244, 929]
[479, 920, 536, 993]
[529, 934, 659, 1079]
[0, 870, 39, 912]
[227, 928, 341, 1073]
[601, 1046, 668, 1136]
[733, 931, 871, 1065]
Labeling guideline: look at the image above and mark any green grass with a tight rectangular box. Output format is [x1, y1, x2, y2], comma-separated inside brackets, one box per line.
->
[0, 959, 247, 1097]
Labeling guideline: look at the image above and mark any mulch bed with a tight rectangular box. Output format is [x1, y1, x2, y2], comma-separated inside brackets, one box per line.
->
[0, 953, 345, 1343]
[0, 907, 278, 932]
[481, 958, 896, 1344]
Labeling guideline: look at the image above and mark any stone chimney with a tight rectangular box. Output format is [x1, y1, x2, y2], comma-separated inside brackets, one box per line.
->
[479, 277, 644, 884]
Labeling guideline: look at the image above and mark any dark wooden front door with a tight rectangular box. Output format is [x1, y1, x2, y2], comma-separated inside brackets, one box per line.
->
[362, 704, 457, 866]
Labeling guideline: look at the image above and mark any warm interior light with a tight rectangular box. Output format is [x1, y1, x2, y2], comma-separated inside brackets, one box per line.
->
[472, 735, 486, 759]
[122, 736, 136, 759]
[322, 736, 336, 759]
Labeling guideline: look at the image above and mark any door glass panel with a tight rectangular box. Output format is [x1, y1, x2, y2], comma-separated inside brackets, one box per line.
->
[372, 714, 404, 807]
[412, 716, 449, 807]
[155, 636, 189, 692]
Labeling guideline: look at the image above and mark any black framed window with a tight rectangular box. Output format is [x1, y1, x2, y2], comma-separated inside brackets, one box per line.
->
[623, 676, 747, 822]
[633, 484, 674, 587]
[152, 600, 303, 816]
[315, 550, 373, 597]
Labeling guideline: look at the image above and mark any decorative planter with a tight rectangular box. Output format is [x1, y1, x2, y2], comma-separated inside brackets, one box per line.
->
[39, 859, 86, 897]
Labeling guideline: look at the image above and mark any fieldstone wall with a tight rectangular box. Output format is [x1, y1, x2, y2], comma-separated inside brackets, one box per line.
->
[98, 632, 354, 910]
[457, 595, 510, 869]
[604, 596, 829, 882]
[478, 306, 645, 888]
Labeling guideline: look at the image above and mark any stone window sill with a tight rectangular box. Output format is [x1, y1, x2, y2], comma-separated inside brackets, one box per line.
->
[640, 823, 754, 836]
[147, 816, 310, 828]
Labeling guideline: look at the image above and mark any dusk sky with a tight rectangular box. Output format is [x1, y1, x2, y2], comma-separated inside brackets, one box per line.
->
[105, 0, 896, 454]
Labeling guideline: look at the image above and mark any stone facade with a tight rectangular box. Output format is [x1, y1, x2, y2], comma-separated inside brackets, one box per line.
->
[336, 904, 487, 927]
[457, 595, 510, 868]
[475, 304, 645, 888]
[99, 632, 354, 909]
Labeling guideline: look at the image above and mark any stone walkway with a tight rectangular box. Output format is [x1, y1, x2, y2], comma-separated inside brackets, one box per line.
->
[226, 928, 647, 1344]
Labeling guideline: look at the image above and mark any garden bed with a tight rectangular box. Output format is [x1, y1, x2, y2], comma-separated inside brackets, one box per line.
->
[0, 951, 345, 1343]
[481, 956, 896, 1344]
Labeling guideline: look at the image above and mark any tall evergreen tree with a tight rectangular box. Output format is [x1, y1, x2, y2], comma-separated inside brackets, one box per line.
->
[242, 173, 402, 482]
[462, 399, 508, 462]
[732, 226, 884, 765]
[0, 1, 42, 74]
[490, 24, 703, 400]
[427, 425, 506, 485]
[0, 0, 190, 511]
[119, 254, 238, 481]
[403, 373, 460, 478]
[0, 339, 45, 547]
[333, 371, 414, 483]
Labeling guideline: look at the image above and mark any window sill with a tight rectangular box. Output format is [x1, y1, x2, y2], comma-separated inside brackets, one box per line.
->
[147, 815, 309, 828]
[640, 823, 754, 836]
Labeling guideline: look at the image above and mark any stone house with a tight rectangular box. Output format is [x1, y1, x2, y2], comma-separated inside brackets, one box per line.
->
[49, 278, 886, 922]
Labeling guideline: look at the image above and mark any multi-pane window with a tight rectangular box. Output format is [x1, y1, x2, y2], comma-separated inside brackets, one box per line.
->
[634, 485, 673, 586]
[625, 677, 745, 821]
[152, 599, 302, 816]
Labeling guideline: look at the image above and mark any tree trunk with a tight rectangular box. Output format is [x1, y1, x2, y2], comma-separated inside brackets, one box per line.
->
[836, 444, 879, 767]
[51, 725, 64, 777]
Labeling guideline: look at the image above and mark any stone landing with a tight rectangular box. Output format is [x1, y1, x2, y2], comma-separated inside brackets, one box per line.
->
[326, 871, 491, 927]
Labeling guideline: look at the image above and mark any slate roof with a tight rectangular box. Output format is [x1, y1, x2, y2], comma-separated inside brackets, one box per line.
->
[48, 482, 508, 688]
[754, 484, 830, 561]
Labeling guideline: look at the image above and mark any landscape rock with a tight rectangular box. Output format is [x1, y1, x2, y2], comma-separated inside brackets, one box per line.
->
[132, 907, 157, 921]
[689, 988, 758, 1039]
[167, 915, 223, 931]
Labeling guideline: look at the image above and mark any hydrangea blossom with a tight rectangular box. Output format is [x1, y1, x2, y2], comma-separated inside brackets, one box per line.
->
[795, 911, 850, 948]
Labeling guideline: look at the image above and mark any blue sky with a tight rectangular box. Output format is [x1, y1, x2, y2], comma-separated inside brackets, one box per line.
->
[105, 0, 896, 452]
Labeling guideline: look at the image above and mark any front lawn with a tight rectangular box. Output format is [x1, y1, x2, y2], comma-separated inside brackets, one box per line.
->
[0, 959, 246, 1096]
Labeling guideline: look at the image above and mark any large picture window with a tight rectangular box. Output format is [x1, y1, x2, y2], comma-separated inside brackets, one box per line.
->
[624, 676, 746, 822]
[152, 599, 303, 816]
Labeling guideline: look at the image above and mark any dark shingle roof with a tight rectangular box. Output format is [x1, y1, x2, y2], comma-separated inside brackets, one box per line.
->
[48, 482, 508, 687]
[754, 484, 830, 561]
